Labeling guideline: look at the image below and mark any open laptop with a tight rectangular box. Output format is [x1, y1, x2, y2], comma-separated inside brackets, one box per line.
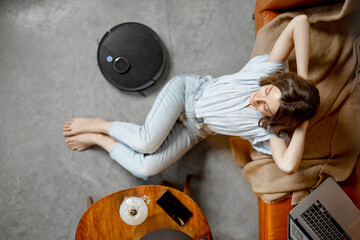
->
[288, 177, 360, 240]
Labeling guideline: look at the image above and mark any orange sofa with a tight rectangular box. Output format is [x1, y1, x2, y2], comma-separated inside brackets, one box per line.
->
[254, 0, 360, 239]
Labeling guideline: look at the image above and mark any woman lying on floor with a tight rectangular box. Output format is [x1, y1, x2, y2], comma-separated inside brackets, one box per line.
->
[63, 15, 319, 179]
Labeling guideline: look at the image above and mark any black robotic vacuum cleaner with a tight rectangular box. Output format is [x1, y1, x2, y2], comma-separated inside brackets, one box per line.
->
[97, 22, 166, 91]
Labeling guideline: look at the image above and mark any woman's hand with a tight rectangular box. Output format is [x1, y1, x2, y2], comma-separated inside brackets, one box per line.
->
[297, 120, 309, 131]
[269, 120, 309, 174]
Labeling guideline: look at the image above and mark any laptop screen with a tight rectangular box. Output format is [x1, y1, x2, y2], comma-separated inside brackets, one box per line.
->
[288, 215, 312, 240]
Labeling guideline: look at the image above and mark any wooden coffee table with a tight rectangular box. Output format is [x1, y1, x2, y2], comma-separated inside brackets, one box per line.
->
[75, 185, 212, 240]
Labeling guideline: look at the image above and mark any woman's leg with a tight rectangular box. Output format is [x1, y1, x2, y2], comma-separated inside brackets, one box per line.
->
[109, 122, 202, 180]
[63, 118, 112, 137]
[65, 122, 202, 179]
[109, 76, 188, 153]
[65, 133, 116, 152]
[64, 75, 190, 154]
[64, 74, 209, 179]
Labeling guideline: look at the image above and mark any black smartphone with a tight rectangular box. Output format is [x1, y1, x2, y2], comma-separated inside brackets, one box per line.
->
[156, 190, 193, 226]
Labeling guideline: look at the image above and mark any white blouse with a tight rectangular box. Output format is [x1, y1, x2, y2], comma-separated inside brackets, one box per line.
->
[195, 54, 290, 155]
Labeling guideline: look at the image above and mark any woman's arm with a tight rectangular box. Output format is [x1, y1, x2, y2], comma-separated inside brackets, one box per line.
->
[262, 15, 312, 174]
[267, 14, 310, 79]
[269, 121, 309, 175]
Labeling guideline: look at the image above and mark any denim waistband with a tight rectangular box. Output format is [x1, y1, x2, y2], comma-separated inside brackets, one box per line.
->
[178, 75, 214, 138]
[193, 75, 212, 101]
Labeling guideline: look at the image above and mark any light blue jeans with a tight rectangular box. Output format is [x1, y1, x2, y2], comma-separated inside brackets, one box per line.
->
[108, 74, 214, 180]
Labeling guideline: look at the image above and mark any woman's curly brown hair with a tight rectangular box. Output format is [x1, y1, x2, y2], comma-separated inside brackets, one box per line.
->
[258, 69, 320, 136]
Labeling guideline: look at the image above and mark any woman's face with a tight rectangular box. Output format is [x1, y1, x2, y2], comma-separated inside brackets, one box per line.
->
[249, 84, 281, 117]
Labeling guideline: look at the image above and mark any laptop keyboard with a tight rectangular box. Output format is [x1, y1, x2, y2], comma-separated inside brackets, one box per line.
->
[301, 200, 351, 240]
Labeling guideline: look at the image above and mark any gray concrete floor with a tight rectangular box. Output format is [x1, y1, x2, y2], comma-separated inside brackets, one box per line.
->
[0, 0, 259, 239]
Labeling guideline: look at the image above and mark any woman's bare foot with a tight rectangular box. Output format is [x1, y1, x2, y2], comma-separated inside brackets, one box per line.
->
[65, 133, 99, 151]
[63, 118, 112, 137]
[65, 133, 117, 152]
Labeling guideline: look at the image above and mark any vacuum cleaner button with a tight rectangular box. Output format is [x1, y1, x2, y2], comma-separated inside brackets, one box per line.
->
[113, 57, 130, 74]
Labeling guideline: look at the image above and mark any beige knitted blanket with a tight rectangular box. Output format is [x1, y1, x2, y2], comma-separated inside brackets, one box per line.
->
[230, 0, 360, 205]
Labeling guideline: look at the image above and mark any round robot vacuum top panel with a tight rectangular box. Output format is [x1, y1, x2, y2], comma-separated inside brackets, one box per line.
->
[97, 22, 166, 91]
